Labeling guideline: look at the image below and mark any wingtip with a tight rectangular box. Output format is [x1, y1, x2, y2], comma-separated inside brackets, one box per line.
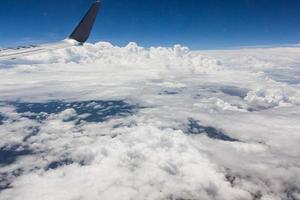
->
[69, 1, 100, 43]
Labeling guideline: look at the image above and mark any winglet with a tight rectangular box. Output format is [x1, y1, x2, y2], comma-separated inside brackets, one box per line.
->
[69, 1, 100, 43]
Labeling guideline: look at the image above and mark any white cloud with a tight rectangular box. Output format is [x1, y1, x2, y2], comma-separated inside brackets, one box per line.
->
[0, 42, 300, 200]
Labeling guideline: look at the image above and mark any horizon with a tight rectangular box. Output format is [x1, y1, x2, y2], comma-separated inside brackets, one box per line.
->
[0, 0, 300, 50]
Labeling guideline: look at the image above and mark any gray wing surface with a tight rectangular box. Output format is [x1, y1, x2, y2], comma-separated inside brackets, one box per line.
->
[0, 40, 77, 60]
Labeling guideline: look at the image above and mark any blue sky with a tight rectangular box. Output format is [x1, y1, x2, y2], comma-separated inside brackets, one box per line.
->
[0, 0, 299, 49]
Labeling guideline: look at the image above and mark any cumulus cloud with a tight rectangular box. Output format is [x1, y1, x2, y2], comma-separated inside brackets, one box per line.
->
[0, 42, 300, 200]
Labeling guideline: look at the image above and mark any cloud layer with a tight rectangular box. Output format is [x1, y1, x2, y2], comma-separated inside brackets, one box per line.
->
[0, 42, 300, 200]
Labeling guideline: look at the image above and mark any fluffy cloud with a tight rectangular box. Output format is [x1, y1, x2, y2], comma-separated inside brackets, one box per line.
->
[0, 42, 300, 200]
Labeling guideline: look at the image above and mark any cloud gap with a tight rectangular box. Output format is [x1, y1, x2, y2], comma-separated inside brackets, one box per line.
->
[0, 169, 24, 192]
[9, 100, 139, 123]
[46, 159, 74, 170]
[186, 118, 239, 142]
[0, 113, 3, 125]
[0, 146, 32, 166]
[159, 89, 181, 95]
[219, 86, 249, 98]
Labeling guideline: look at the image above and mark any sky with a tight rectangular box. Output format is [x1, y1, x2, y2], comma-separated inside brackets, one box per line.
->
[0, 0, 300, 49]
[1, 2, 300, 199]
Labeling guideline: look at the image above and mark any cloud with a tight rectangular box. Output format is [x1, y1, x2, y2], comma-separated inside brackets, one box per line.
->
[0, 42, 300, 200]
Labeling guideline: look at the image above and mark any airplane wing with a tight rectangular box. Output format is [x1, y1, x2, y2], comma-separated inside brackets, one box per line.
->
[0, 1, 100, 61]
